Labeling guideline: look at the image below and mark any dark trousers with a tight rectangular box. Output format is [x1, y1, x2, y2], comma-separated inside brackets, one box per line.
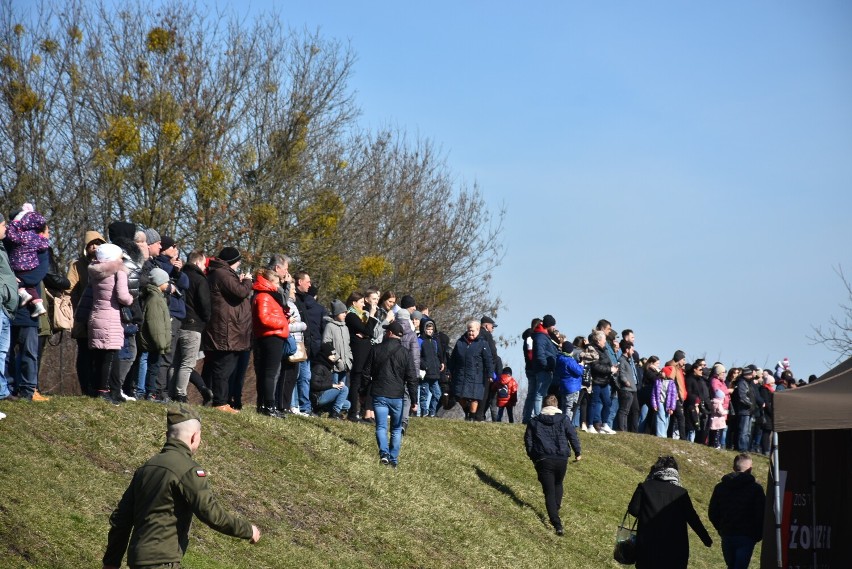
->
[254, 336, 283, 408]
[669, 399, 686, 439]
[617, 391, 640, 432]
[202, 350, 240, 407]
[275, 358, 299, 410]
[534, 457, 568, 530]
[228, 349, 250, 409]
[91, 348, 118, 394]
[348, 369, 364, 418]
[75, 338, 93, 395]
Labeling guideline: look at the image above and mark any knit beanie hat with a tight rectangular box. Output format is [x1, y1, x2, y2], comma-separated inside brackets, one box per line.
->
[400, 295, 416, 309]
[673, 350, 686, 362]
[331, 299, 347, 317]
[149, 267, 170, 287]
[218, 246, 241, 265]
[143, 228, 161, 245]
[542, 314, 556, 328]
[396, 308, 410, 321]
[95, 243, 123, 262]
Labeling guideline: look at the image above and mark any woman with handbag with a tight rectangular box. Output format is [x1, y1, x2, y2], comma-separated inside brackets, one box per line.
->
[627, 456, 713, 568]
[87, 243, 134, 403]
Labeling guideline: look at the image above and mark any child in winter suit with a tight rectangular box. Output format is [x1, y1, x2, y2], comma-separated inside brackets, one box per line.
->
[4, 203, 49, 317]
[139, 268, 173, 398]
[493, 366, 519, 423]
[709, 389, 728, 449]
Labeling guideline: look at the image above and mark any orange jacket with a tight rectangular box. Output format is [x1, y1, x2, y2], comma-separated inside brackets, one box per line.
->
[492, 373, 519, 408]
[252, 274, 289, 339]
[663, 362, 687, 402]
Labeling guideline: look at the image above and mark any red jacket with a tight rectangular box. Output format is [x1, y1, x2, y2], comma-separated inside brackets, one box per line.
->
[252, 274, 289, 339]
[492, 373, 519, 408]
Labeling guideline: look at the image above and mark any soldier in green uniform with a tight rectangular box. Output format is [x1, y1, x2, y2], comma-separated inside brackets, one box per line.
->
[103, 406, 260, 569]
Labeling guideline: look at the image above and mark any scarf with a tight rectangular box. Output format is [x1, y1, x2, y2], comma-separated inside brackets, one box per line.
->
[347, 305, 367, 323]
[649, 467, 681, 487]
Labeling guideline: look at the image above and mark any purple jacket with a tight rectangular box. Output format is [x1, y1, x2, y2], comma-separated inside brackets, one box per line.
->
[652, 374, 678, 413]
[87, 259, 133, 350]
[5, 212, 49, 272]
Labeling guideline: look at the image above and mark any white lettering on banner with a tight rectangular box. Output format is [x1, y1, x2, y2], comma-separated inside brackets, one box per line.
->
[788, 519, 832, 552]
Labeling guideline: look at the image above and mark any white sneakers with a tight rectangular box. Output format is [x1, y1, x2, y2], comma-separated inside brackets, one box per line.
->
[31, 302, 47, 317]
[601, 424, 617, 434]
[0, 410, 6, 420]
[117, 391, 137, 402]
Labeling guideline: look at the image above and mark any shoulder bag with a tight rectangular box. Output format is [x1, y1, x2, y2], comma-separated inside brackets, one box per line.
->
[613, 509, 637, 565]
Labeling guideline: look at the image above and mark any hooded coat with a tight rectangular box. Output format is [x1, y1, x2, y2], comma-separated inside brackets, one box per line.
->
[87, 259, 133, 350]
[322, 316, 353, 373]
[139, 283, 172, 353]
[524, 407, 581, 461]
[202, 258, 252, 352]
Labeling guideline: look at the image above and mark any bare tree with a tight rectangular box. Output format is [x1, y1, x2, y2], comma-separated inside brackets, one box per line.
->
[1, 0, 504, 345]
[810, 266, 852, 365]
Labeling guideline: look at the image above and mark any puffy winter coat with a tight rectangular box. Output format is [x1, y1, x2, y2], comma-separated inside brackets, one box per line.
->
[555, 352, 584, 394]
[524, 407, 581, 461]
[202, 258, 252, 352]
[87, 259, 133, 350]
[139, 284, 172, 353]
[251, 274, 289, 339]
[322, 317, 353, 372]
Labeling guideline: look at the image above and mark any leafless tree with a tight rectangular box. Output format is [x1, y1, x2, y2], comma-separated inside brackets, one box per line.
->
[810, 265, 852, 365]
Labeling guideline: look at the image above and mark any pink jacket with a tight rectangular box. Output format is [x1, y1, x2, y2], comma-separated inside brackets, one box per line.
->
[87, 259, 133, 350]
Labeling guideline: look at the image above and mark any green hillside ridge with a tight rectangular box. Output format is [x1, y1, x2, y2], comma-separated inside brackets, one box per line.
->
[0, 398, 766, 568]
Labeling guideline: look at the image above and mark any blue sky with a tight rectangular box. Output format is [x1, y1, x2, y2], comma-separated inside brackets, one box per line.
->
[22, 0, 848, 377]
[243, 1, 850, 378]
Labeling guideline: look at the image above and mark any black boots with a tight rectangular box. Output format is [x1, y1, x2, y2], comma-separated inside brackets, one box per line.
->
[260, 406, 285, 419]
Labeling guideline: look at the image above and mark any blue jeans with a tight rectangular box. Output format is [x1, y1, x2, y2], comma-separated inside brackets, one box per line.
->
[0, 314, 11, 399]
[591, 383, 612, 426]
[9, 325, 38, 399]
[522, 369, 538, 423]
[607, 389, 620, 428]
[637, 403, 650, 433]
[522, 369, 552, 423]
[419, 378, 441, 416]
[737, 415, 753, 451]
[655, 406, 670, 437]
[373, 396, 404, 465]
[721, 535, 756, 569]
[560, 391, 580, 421]
[315, 385, 351, 413]
[135, 351, 149, 398]
[298, 360, 312, 413]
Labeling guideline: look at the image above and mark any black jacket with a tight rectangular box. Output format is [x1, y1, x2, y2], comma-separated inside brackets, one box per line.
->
[590, 343, 615, 386]
[364, 337, 418, 401]
[181, 263, 212, 333]
[708, 471, 765, 541]
[628, 479, 712, 569]
[310, 359, 335, 393]
[296, 290, 327, 359]
[419, 333, 445, 381]
[524, 410, 581, 462]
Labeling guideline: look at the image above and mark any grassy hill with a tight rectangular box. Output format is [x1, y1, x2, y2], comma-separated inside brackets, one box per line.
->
[0, 397, 766, 568]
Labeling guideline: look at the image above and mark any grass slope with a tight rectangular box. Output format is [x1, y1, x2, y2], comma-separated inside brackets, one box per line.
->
[0, 398, 766, 568]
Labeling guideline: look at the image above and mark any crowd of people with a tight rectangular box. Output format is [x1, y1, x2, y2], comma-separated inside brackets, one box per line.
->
[520, 315, 813, 455]
[0, 206, 812, 461]
[0, 210, 517, 454]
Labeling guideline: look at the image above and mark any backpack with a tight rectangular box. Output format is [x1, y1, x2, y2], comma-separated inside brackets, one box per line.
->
[497, 381, 510, 401]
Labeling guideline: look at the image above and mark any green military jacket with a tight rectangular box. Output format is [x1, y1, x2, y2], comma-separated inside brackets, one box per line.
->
[103, 439, 252, 567]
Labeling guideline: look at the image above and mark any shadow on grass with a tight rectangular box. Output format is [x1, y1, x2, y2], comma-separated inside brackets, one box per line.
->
[474, 466, 547, 526]
[310, 420, 363, 448]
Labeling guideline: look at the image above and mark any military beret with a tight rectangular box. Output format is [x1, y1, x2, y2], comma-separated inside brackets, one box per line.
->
[167, 405, 200, 427]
